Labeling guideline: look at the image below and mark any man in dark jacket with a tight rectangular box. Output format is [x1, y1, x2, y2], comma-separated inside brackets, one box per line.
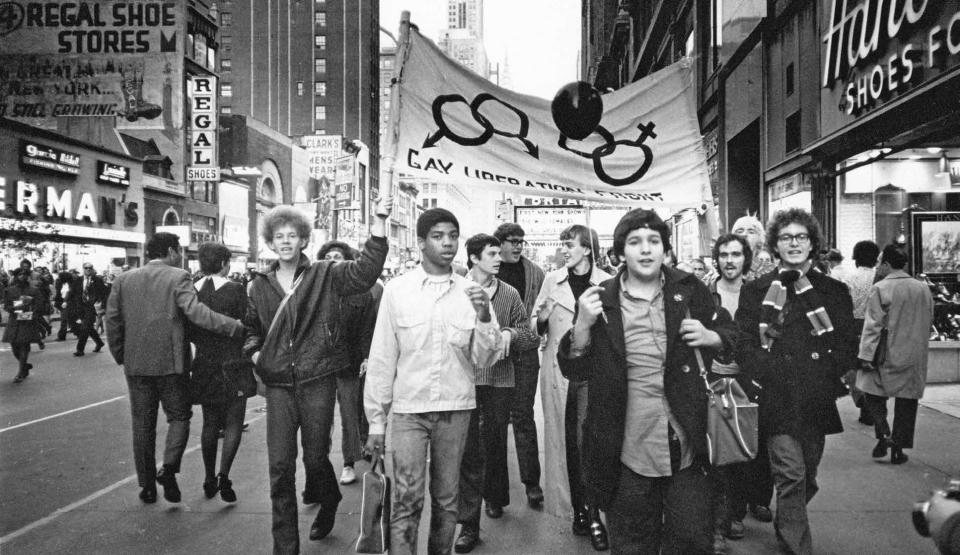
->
[557, 209, 739, 554]
[244, 197, 391, 554]
[73, 262, 107, 356]
[736, 208, 857, 555]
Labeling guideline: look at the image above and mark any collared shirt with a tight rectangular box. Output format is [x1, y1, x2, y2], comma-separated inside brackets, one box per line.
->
[619, 274, 693, 477]
[841, 266, 876, 319]
[194, 275, 230, 292]
[364, 266, 503, 435]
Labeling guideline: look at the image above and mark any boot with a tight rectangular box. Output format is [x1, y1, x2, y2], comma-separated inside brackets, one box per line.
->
[572, 506, 590, 536]
[588, 506, 609, 551]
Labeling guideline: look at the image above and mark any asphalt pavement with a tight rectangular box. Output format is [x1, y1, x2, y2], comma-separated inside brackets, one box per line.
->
[2, 338, 958, 554]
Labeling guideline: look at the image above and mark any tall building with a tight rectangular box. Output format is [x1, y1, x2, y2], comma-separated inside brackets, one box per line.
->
[438, 0, 489, 78]
[448, 0, 484, 39]
[218, 0, 380, 186]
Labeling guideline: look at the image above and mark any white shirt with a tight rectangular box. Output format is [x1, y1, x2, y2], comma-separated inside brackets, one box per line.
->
[364, 266, 503, 435]
[193, 275, 230, 292]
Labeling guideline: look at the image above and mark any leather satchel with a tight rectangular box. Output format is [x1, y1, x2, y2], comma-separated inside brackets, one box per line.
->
[356, 452, 391, 554]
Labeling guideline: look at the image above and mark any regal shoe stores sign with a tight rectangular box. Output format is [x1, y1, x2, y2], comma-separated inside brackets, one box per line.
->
[821, 0, 960, 132]
[186, 75, 218, 182]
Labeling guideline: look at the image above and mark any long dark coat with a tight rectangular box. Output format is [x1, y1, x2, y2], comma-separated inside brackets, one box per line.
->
[189, 279, 251, 405]
[556, 267, 739, 509]
[735, 268, 858, 437]
[3, 283, 43, 344]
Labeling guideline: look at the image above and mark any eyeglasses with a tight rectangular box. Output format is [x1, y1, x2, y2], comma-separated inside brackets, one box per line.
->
[83, 266, 94, 270]
[503, 238, 527, 247]
[777, 233, 811, 244]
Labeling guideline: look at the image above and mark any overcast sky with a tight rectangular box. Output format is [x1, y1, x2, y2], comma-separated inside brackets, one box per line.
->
[379, 0, 581, 100]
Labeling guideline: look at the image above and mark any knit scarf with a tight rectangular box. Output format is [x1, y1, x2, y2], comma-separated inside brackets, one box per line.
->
[759, 262, 834, 351]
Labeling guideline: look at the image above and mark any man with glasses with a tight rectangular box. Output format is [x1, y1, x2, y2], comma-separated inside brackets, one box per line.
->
[493, 222, 546, 508]
[73, 263, 107, 356]
[735, 209, 857, 555]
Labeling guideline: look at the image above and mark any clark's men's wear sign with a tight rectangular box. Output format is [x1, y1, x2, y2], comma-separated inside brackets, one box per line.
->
[387, 28, 710, 206]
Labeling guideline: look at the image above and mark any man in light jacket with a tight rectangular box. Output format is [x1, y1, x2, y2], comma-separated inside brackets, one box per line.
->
[857, 244, 935, 465]
[106, 232, 245, 505]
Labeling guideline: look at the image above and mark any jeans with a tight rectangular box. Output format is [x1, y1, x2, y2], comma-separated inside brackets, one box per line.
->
[125, 374, 193, 487]
[336, 372, 363, 466]
[565, 379, 589, 510]
[458, 387, 513, 527]
[509, 350, 541, 487]
[863, 393, 918, 448]
[606, 463, 713, 554]
[767, 429, 826, 555]
[390, 410, 471, 555]
[264, 377, 341, 555]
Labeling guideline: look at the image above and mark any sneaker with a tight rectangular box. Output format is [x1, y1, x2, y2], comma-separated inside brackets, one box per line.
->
[340, 466, 357, 485]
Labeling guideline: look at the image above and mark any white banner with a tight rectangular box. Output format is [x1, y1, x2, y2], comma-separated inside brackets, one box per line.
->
[389, 29, 710, 207]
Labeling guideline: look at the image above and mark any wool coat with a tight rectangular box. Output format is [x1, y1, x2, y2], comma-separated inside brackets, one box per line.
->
[856, 270, 934, 399]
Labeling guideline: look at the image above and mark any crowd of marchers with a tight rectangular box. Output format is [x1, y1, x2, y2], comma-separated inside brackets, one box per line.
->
[9, 197, 960, 555]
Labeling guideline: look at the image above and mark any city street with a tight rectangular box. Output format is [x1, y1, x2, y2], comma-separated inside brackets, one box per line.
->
[1, 338, 958, 554]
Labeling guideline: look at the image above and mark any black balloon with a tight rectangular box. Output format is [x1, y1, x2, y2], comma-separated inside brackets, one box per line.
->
[551, 81, 603, 140]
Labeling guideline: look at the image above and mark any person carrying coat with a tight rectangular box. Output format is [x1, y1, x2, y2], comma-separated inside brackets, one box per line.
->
[856, 244, 935, 465]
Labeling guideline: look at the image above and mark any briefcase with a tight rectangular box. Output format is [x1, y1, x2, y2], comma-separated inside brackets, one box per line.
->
[355, 452, 391, 554]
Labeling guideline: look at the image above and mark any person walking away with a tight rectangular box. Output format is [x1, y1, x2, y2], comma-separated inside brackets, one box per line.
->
[74, 262, 107, 356]
[455, 234, 539, 553]
[839, 241, 881, 426]
[856, 244, 935, 465]
[189, 243, 254, 503]
[245, 197, 391, 554]
[558, 209, 739, 554]
[4, 269, 43, 383]
[365, 208, 503, 555]
[735, 208, 858, 555]
[106, 232, 245, 505]
[54, 271, 77, 341]
[492, 222, 547, 509]
[315, 241, 382, 486]
[531, 224, 611, 550]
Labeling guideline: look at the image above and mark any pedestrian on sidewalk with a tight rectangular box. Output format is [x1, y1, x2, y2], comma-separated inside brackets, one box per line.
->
[856, 244, 935, 465]
[53, 270, 77, 341]
[455, 233, 539, 553]
[839, 240, 881, 426]
[106, 232, 246, 506]
[189, 242, 254, 503]
[365, 208, 503, 555]
[736, 208, 858, 555]
[493, 222, 547, 510]
[557, 209, 738, 554]
[73, 262, 107, 357]
[4, 268, 43, 383]
[531, 224, 611, 549]
[245, 198, 391, 554]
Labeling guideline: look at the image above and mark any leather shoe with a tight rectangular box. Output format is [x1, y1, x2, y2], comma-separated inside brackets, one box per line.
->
[156, 466, 181, 503]
[93, 342, 104, 353]
[526, 484, 544, 508]
[891, 447, 909, 465]
[484, 503, 503, 519]
[589, 520, 609, 551]
[73, 351, 84, 357]
[872, 437, 889, 458]
[454, 525, 480, 553]
[139, 486, 157, 504]
[218, 474, 237, 503]
[749, 504, 773, 523]
[572, 508, 590, 536]
[309, 503, 337, 540]
[202, 477, 218, 499]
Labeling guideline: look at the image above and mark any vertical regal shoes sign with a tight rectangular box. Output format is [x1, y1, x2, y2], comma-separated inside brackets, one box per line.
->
[387, 27, 711, 207]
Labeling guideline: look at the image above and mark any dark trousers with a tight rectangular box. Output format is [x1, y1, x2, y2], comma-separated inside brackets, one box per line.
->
[565, 379, 589, 510]
[863, 393, 918, 449]
[11, 342, 31, 375]
[126, 374, 193, 487]
[264, 376, 341, 555]
[509, 351, 541, 487]
[56, 310, 70, 340]
[768, 429, 826, 555]
[458, 386, 513, 526]
[724, 439, 774, 521]
[607, 463, 713, 554]
[74, 304, 103, 353]
[200, 397, 247, 479]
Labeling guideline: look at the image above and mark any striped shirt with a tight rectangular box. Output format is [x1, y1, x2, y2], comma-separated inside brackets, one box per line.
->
[475, 278, 540, 387]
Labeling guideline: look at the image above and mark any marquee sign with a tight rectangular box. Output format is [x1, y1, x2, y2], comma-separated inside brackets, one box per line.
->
[20, 140, 80, 176]
[96, 160, 130, 186]
[186, 74, 218, 181]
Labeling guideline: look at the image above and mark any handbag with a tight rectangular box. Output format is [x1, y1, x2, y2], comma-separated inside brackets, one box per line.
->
[356, 452, 391, 554]
[687, 309, 759, 467]
[221, 359, 258, 398]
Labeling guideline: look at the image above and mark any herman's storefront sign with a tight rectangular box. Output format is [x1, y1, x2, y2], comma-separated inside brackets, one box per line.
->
[0, 176, 139, 227]
[20, 140, 80, 175]
[822, 0, 960, 117]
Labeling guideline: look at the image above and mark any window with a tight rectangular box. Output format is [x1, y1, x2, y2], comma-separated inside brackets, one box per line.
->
[220, 106, 232, 114]
[315, 58, 326, 74]
[297, 81, 304, 96]
[221, 12, 232, 27]
[785, 111, 801, 153]
[785, 63, 795, 97]
[315, 105, 326, 120]
[315, 81, 326, 95]
[221, 36, 232, 50]
[221, 58, 231, 71]
[315, 11, 326, 26]
[382, 58, 394, 70]
[315, 34, 326, 49]
[221, 83, 232, 97]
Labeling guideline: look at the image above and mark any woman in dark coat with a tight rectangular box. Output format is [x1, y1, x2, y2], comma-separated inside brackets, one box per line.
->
[189, 243, 253, 503]
[4, 269, 44, 383]
[557, 209, 739, 554]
